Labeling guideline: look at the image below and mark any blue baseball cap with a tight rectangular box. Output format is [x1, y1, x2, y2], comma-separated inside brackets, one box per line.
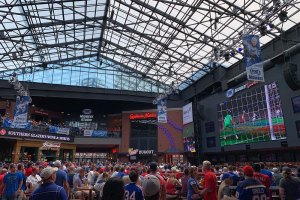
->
[222, 173, 234, 181]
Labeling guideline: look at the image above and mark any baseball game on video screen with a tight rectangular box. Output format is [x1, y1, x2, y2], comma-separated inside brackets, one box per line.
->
[217, 82, 286, 147]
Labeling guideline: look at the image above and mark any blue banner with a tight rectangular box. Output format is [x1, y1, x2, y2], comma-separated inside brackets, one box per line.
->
[242, 35, 264, 82]
[157, 98, 167, 123]
[92, 130, 107, 137]
[49, 126, 70, 135]
[4, 118, 31, 130]
[12, 96, 31, 128]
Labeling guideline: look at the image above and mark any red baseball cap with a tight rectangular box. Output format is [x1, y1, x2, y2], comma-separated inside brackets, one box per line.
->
[243, 165, 254, 176]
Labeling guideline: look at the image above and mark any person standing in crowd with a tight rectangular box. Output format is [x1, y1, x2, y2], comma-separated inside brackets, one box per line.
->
[25, 163, 33, 178]
[252, 163, 270, 198]
[201, 160, 217, 200]
[187, 166, 201, 200]
[272, 168, 283, 186]
[124, 169, 144, 200]
[0, 164, 23, 200]
[111, 166, 120, 177]
[218, 173, 235, 200]
[279, 166, 300, 200]
[180, 168, 189, 198]
[147, 162, 166, 200]
[16, 164, 26, 200]
[67, 165, 75, 193]
[26, 167, 42, 193]
[116, 166, 126, 179]
[29, 167, 68, 200]
[53, 161, 69, 196]
[228, 166, 239, 186]
[0, 168, 7, 198]
[94, 172, 109, 200]
[142, 175, 160, 200]
[260, 163, 274, 186]
[236, 165, 268, 200]
[102, 177, 124, 200]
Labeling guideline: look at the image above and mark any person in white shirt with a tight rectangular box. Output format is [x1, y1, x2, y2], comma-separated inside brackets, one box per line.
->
[26, 167, 42, 193]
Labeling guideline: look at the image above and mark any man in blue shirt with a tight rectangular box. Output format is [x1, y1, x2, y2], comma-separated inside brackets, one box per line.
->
[236, 165, 268, 200]
[124, 169, 144, 200]
[29, 167, 68, 200]
[53, 160, 69, 196]
[260, 163, 274, 186]
[17, 164, 27, 200]
[228, 165, 240, 186]
[0, 164, 23, 200]
[116, 166, 126, 178]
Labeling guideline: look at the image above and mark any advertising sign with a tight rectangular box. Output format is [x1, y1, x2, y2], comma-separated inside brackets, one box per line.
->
[12, 96, 31, 128]
[157, 98, 167, 123]
[183, 102, 193, 125]
[49, 126, 70, 135]
[0, 129, 73, 142]
[242, 35, 264, 82]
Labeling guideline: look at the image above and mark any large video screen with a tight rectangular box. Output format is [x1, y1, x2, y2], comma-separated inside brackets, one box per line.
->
[218, 82, 286, 147]
[183, 137, 196, 152]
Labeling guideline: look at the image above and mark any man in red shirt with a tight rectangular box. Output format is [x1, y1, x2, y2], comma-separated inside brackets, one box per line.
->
[201, 160, 217, 200]
[253, 163, 270, 199]
[0, 168, 7, 198]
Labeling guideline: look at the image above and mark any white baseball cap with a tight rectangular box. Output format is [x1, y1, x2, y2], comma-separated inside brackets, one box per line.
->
[40, 167, 58, 180]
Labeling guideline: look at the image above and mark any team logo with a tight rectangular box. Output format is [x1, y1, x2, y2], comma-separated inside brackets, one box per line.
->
[0, 129, 6, 135]
[226, 89, 235, 98]
[82, 109, 92, 115]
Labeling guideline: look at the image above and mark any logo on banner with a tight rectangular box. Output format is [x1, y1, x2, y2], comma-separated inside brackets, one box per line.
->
[242, 35, 264, 82]
[12, 96, 31, 128]
[183, 102, 193, 125]
[226, 81, 259, 98]
[0, 129, 6, 136]
[157, 98, 167, 123]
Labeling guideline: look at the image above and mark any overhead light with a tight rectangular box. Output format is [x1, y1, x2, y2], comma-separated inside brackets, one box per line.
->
[273, 0, 281, 9]
[223, 52, 230, 61]
[278, 10, 288, 22]
[237, 47, 243, 53]
[168, 66, 173, 76]
[268, 23, 274, 29]
[12, 52, 17, 59]
[230, 50, 235, 57]
[259, 24, 267, 36]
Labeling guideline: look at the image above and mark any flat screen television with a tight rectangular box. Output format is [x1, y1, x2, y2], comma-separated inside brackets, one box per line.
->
[292, 96, 300, 113]
[183, 137, 196, 152]
[218, 82, 286, 147]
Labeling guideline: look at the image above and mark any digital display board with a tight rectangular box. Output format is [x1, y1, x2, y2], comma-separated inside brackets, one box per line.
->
[218, 82, 286, 146]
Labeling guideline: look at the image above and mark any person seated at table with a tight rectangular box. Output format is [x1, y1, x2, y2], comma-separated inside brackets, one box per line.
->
[218, 173, 236, 200]
[73, 167, 95, 200]
[94, 172, 109, 199]
[166, 173, 181, 199]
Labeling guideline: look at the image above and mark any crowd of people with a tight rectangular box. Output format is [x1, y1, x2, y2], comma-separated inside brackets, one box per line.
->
[0, 160, 300, 200]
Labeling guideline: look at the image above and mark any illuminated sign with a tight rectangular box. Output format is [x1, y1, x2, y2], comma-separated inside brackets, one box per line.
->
[80, 115, 94, 122]
[129, 112, 157, 120]
[226, 81, 259, 98]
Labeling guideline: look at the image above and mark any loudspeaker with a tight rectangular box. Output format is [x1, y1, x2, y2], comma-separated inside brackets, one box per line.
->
[283, 63, 300, 90]
[281, 141, 288, 147]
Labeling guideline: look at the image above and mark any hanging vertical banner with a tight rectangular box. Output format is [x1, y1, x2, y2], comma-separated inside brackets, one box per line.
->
[12, 96, 31, 128]
[243, 35, 264, 82]
[157, 98, 167, 123]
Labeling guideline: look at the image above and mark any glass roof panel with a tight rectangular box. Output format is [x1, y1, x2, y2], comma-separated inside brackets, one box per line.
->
[0, 0, 299, 92]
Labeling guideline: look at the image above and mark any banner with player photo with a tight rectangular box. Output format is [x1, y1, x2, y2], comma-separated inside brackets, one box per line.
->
[242, 35, 264, 82]
[12, 96, 31, 129]
[157, 98, 167, 123]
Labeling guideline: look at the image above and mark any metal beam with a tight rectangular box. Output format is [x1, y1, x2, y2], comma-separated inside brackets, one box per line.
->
[97, 0, 110, 59]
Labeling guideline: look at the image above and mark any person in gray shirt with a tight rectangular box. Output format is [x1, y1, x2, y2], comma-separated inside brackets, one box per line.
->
[279, 167, 300, 200]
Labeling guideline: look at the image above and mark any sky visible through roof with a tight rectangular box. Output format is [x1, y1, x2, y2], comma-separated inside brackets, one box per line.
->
[0, 0, 299, 93]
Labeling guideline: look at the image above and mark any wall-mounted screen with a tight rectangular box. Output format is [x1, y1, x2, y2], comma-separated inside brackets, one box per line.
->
[218, 82, 286, 147]
[183, 137, 196, 152]
[183, 123, 194, 138]
[292, 96, 300, 113]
